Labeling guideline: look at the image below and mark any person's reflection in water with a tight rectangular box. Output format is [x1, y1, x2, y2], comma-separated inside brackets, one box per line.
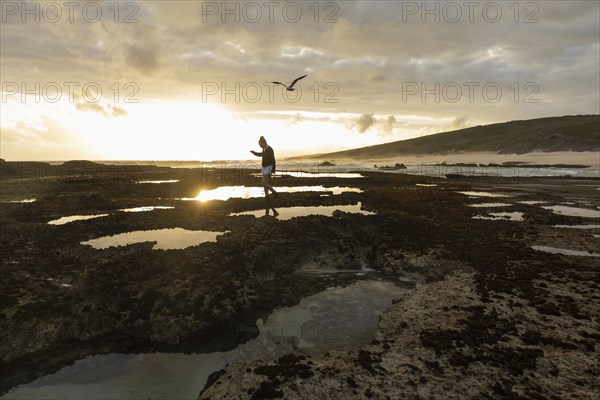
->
[263, 206, 279, 218]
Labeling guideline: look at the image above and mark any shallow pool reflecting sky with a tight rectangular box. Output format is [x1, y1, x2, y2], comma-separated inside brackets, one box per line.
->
[3, 281, 405, 400]
[230, 202, 375, 220]
[81, 228, 228, 250]
[189, 186, 363, 202]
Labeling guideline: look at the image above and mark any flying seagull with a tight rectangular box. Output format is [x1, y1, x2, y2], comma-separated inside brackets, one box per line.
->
[272, 74, 308, 91]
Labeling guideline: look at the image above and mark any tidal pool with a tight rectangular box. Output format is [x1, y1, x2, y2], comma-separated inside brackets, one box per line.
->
[183, 186, 363, 202]
[136, 180, 180, 184]
[118, 206, 175, 212]
[81, 228, 228, 250]
[542, 205, 600, 218]
[229, 202, 375, 220]
[48, 207, 175, 224]
[468, 203, 511, 208]
[553, 224, 600, 229]
[457, 191, 511, 198]
[48, 215, 109, 225]
[3, 280, 405, 400]
[473, 212, 524, 221]
[531, 245, 599, 257]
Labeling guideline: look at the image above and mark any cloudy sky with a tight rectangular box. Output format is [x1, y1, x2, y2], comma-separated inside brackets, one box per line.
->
[1, 0, 598, 160]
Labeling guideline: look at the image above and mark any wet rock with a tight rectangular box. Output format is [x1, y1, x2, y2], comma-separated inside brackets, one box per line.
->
[2, 170, 599, 399]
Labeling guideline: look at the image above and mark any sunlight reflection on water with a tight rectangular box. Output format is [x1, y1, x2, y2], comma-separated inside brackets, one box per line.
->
[229, 202, 375, 220]
[81, 228, 228, 250]
[181, 186, 362, 202]
[542, 205, 600, 218]
[48, 215, 109, 225]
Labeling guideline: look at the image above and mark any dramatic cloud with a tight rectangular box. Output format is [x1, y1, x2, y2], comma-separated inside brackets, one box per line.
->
[126, 45, 160, 74]
[353, 113, 376, 133]
[109, 105, 128, 117]
[288, 113, 304, 126]
[1, 0, 598, 160]
[450, 115, 469, 131]
[75, 99, 128, 117]
[75, 101, 106, 115]
[382, 115, 396, 134]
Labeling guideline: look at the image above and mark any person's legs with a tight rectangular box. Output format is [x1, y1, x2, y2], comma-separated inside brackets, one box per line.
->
[262, 174, 276, 196]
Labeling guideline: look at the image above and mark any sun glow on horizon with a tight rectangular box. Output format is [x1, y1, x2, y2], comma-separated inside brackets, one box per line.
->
[2, 93, 485, 161]
[2, 96, 390, 161]
[85, 100, 251, 160]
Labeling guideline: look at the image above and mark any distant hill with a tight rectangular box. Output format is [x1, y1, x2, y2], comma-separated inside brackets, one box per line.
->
[309, 115, 599, 159]
[60, 160, 104, 168]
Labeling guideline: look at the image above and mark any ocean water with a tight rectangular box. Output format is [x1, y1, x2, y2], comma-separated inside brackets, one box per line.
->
[39, 158, 600, 178]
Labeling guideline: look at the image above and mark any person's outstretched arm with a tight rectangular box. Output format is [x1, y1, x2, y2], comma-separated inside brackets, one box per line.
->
[250, 150, 263, 156]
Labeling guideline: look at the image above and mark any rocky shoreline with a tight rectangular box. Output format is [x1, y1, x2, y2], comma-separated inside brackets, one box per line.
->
[1, 166, 599, 398]
[197, 177, 600, 399]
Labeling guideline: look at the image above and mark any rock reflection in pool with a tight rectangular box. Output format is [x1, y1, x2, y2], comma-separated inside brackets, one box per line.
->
[3, 281, 404, 400]
[188, 186, 362, 202]
[229, 202, 375, 220]
[81, 228, 228, 250]
[48, 214, 110, 225]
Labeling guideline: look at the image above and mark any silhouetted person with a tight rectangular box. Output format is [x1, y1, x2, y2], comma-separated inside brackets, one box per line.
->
[251, 136, 278, 200]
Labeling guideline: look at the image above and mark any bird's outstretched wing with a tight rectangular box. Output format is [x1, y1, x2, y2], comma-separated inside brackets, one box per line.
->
[290, 74, 308, 88]
[272, 82, 286, 86]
